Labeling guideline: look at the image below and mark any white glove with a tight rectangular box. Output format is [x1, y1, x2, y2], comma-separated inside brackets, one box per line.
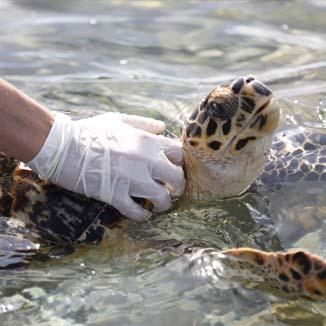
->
[27, 112, 185, 221]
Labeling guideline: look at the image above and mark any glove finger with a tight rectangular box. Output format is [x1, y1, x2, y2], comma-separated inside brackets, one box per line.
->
[111, 191, 152, 221]
[158, 135, 184, 166]
[120, 114, 166, 134]
[147, 182, 172, 212]
[152, 155, 186, 198]
[129, 180, 172, 213]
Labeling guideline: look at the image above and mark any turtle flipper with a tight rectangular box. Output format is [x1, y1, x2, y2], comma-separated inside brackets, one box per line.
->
[0, 216, 40, 268]
[258, 128, 326, 189]
[187, 247, 326, 301]
[222, 248, 326, 301]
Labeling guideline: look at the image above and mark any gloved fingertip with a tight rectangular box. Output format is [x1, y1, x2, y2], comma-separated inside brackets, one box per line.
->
[169, 183, 185, 198]
[139, 117, 166, 134]
[151, 120, 166, 134]
[130, 210, 152, 221]
[158, 136, 184, 165]
[167, 168, 186, 198]
[121, 114, 166, 134]
[152, 192, 172, 213]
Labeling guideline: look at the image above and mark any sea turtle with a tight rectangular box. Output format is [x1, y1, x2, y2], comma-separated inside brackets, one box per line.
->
[0, 76, 325, 301]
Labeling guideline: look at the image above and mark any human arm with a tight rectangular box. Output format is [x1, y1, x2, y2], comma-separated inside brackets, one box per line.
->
[0, 78, 54, 162]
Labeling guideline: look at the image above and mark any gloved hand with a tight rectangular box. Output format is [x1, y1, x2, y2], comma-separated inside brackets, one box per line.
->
[27, 112, 185, 221]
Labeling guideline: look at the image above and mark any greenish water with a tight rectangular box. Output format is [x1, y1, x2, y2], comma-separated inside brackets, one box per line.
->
[0, 0, 326, 325]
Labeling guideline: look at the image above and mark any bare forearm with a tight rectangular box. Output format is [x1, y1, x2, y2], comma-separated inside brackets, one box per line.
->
[0, 79, 54, 162]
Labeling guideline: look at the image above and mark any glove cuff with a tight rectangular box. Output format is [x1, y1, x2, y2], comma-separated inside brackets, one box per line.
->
[27, 113, 73, 180]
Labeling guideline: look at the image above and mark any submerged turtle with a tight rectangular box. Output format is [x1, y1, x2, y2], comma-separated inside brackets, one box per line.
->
[0, 76, 325, 301]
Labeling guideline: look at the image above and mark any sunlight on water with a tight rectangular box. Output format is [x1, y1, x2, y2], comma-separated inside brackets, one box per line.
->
[0, 0, 325, 325]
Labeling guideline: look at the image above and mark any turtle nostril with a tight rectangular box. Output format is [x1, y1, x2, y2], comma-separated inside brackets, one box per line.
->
[246, 77, 255, 83]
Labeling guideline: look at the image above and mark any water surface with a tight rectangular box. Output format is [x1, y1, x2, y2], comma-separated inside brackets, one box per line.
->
[0, 0, 326, 325]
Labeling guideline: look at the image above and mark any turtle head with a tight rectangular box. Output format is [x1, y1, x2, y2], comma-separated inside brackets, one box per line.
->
[182, 76, 280, 199]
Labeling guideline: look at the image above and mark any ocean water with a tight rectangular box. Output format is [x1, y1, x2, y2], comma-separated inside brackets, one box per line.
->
[0, 0, 325, 325]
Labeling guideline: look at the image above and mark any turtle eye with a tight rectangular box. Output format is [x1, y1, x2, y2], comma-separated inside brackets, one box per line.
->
[206, 96, 239, 121]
